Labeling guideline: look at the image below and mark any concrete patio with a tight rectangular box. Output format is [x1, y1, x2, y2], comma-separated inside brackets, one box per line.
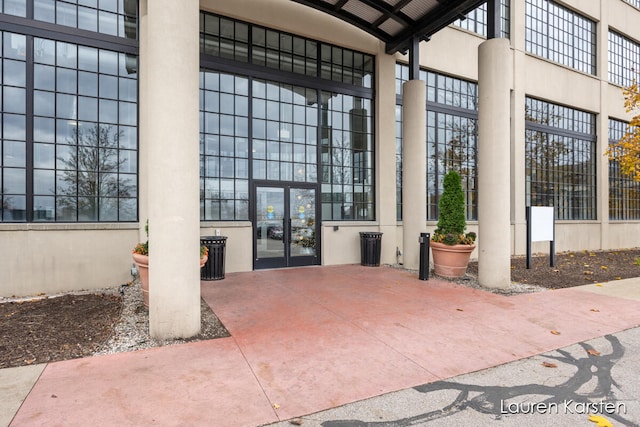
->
[5, 265, 640, 426]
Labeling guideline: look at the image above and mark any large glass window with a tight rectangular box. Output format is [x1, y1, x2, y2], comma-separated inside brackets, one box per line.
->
[0, 8, 138, 223]
[608, 30, 640, 88]
[33, 0, 138, 39]
[31, 38, 137, 221]
[1, 32, 27, 221]
[200, 11, 375, 222]
[525, 0, 596, 75]
[252, 79, 318, 184]
[452, 0, 510, 38]
[200, 11, 374, 89]
[525, 97, 596, 220]
[624, 0, 640, 10]
[199, 71, 249, 221]
[395, 104, 402, 220]
[396, 64, 478, 222]
[609, 118, 640, 220]
[321, 92, 373, 220]
[0, 0, 27, 17]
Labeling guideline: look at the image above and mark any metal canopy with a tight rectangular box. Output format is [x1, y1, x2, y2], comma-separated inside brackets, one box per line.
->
[291, 0, 487, 54]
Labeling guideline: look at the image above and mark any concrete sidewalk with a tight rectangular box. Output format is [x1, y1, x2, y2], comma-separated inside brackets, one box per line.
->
[3, 265, 640, 426]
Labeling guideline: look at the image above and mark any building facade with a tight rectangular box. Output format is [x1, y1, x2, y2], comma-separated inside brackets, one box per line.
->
[1, 0, 639, 303]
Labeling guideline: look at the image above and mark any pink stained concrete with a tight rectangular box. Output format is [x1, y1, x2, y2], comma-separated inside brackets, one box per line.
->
[11, 265, 640, 427]
[11, 339, 277, 427]
[202, 265, 640, 420]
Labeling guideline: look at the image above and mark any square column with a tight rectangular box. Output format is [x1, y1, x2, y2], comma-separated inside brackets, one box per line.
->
[140, 0, 201, 339]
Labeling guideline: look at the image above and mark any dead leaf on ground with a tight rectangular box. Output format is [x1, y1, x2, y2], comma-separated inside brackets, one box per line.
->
[542, 361, 557, 368]
[590, 308, 600, 312]
[550, 330, 561, 335]
[456, 308, 463, 311]
[587, 349, 601, 356]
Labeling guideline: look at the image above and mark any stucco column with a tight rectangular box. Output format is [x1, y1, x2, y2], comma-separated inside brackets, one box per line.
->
[376, 49, 398, 265]
[402, 80, 427, 270]
[478, 38, 512, 289]
[142, 0, 201, 339]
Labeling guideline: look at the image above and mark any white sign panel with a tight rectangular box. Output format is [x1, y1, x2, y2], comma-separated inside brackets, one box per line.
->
[530, 206, 554, 242]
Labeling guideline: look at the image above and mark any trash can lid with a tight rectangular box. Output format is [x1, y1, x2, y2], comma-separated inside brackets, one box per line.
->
[201, 236, 228, 242]
[359, 232, 383, 236]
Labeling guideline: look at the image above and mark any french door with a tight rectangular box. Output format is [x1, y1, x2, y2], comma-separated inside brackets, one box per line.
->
[254, 183, 319, 269]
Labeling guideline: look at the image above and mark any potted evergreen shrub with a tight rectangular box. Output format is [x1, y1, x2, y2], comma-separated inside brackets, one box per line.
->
[430, 170, 476, 278]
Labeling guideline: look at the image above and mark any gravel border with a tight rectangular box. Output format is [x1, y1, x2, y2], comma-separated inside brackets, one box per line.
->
[389, 263, 548, 296]
[93, 281, 229, 356]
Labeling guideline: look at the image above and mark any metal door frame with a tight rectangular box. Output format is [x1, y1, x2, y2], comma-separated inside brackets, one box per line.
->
[252, 181, 320, 269]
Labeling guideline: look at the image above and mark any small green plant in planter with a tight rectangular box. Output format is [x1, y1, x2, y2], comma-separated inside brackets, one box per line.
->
[430, 170, 476, 278]
[132, 220, 209, 307]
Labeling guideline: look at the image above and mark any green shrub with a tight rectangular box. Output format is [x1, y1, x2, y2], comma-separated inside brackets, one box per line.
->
[432, 170, 476, 246]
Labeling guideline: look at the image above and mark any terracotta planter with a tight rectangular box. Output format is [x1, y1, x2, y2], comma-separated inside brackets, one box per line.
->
[132, 253, 149, 307]
[430, 241, 476, 279]
[132, 253, 208, 308]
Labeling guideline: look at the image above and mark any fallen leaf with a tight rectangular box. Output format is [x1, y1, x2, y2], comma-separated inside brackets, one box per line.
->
[51, 394, 57, 399]
[600, 265, 608, 269]
[596, 283, 603, 287]
[587, 349, 601, 356]
[590, 308, 600, 312]
[542, 361, 557, 368]
[456, 308, 463, 311]
[273, 403, 280, 409]
[583, 264, 590, 267]
[24, 359, 36, 365]
[550, 330, 561, 335]
[615, 276, 622, 280]
[584, 270, 593, 275]
[290, 419, 303, 426]
[588, 414, 613, 427]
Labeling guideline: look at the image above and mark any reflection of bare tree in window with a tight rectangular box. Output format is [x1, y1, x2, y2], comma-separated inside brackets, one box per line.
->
[57, 124, 134, 220]
[432, 114, 478, 220]
[525, 105, 572, 215]
[1, 192, 10, 216]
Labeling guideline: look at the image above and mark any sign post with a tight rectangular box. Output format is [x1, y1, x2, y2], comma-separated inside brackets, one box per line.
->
[526, 206, 555, 269]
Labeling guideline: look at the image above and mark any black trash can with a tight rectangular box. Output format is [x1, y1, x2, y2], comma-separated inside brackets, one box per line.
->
[201, 236, 227, 280]
[419, 232, 430, 280]
[359, 232, 383, 267]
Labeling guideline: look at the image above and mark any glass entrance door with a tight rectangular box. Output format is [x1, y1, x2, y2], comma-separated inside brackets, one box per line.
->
[254, 184, 318, 269]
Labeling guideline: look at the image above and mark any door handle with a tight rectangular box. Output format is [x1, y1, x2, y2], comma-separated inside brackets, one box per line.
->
[288, 218, 292, 245]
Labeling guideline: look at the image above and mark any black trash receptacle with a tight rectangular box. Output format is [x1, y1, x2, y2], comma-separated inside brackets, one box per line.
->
[359, 232, 383, 267]
[201, 236, 227, 280]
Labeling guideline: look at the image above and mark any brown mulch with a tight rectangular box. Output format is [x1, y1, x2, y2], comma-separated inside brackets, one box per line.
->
[0, 293, 122, 369]
[1, 248, 639, 370]
[468, 248, 640, 289]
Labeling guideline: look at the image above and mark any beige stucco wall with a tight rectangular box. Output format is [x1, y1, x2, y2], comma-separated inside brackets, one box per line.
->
[1, 225, 137, 297]
[199, 223, 253, 272]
